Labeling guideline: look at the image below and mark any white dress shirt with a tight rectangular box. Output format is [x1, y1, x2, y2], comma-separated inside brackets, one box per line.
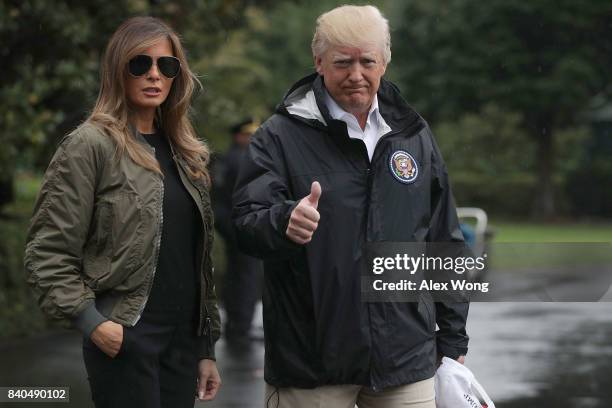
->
[324, 90, 392, 161]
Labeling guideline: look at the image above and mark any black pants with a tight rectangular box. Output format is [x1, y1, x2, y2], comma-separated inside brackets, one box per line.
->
[222, 246, 263, 336]
[83, 316, 198, 408]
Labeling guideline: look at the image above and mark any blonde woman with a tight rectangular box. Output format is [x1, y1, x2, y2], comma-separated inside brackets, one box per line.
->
[24, 16, 221, 408]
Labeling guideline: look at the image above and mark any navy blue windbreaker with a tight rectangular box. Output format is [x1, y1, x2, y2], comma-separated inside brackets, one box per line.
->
[232, 73, 469, 390]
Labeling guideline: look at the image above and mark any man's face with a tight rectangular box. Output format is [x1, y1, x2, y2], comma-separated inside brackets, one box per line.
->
[234, 131, 252, 148]
[315, 44, 386, 117]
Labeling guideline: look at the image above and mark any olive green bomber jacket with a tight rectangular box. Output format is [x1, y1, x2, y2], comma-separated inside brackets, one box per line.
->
[24, 122, 220, 359]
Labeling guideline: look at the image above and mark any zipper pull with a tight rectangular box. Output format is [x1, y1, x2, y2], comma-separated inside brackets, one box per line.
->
[204, 316, 211, 334]
[205, 316, 213, 350]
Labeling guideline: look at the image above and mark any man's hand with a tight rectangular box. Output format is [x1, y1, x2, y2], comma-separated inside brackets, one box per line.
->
[437, 354, 466, 368]
[286, 181, 321, 244]
[197, 359, 221, 401]
[90, 320, 123, 358]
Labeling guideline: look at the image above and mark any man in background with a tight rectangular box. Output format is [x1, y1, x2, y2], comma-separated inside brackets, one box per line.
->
[211, 119, 263, 347]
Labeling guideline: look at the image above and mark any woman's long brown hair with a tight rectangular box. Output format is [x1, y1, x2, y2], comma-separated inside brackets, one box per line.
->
[87, 16, 210, 184]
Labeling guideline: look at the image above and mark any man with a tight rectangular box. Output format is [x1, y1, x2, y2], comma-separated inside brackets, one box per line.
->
[211, 119, 263, 346]
[233, 5, 468, 407]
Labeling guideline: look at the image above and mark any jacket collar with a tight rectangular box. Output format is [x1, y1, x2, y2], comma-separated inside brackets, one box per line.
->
[279, 73, 423, 137]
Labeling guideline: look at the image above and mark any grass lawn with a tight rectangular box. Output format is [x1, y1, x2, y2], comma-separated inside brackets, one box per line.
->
[486, 221, 612, 269]
[490, 222, 612, 243]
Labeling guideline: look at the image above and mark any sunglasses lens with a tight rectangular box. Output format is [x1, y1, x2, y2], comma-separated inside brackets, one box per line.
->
[128, 55, 152, 77]
[157, 56, 181, 78]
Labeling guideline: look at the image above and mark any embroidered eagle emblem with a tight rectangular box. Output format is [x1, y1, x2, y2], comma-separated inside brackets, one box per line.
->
[389, 150, 418, 184]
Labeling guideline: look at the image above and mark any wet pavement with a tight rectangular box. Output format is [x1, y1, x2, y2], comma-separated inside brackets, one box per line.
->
[466, 302, 612, 407]
[1, 301, 612, 407]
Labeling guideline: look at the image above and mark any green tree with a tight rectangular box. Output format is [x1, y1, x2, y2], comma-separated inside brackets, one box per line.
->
[0, 0, 131, 207]
[433, 104, 587, 215]
[392, 0, 612, 218]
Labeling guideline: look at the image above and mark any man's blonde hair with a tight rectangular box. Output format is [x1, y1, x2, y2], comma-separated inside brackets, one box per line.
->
[311, 5, 391, 64]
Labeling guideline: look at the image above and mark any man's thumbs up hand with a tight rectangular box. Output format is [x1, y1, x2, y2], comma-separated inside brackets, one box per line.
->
[286, 182, 322, 244]
[305, 181, 321, 209]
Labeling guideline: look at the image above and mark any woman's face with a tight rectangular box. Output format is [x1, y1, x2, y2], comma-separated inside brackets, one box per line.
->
[125, 38, 176, 116]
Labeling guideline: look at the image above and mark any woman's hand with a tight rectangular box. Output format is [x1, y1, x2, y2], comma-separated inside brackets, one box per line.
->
[90, 321, 124, 358]
[196, 359, 221, 401]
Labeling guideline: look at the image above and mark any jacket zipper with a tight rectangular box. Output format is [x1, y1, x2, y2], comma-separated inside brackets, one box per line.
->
[173, 157, 211, 336]
[204, 316, 213, 350]
[132, 147, 165, 325]
[364, 164, 380, 391]
[363, 125, 421, 391]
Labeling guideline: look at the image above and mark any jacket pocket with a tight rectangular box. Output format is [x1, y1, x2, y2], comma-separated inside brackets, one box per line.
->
[110, 191, 145, 272]
[383, 300, 435, 369]
[82, 200, 114, 290]
[82, 191, 145, 291]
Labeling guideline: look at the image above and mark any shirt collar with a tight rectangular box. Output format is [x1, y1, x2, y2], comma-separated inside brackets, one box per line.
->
[324, 89, 380, 127]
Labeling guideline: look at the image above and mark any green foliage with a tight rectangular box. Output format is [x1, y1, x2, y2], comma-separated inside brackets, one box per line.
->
[391, 0, 612, 216]
[392, 0, 612, 124]
[565, 120, 612, 217]
[435, 105, 532, 178]
[434, 105, 589, 215]
[0, 173, 50, 338]
[434, 105, 535, 214]
[0, 0, 133, 183]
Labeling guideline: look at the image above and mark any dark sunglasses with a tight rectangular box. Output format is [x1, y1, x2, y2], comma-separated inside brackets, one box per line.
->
[128, 55, 181, 78]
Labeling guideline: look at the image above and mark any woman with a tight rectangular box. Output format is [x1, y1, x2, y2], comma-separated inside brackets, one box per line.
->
[24, 16, 221, 408]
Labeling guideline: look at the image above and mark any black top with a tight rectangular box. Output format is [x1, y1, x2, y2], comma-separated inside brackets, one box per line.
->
[141, 131, 201, 323]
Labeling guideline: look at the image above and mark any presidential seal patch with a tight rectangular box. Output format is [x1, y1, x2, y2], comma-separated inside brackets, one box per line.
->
[389, 150, 418, 184]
